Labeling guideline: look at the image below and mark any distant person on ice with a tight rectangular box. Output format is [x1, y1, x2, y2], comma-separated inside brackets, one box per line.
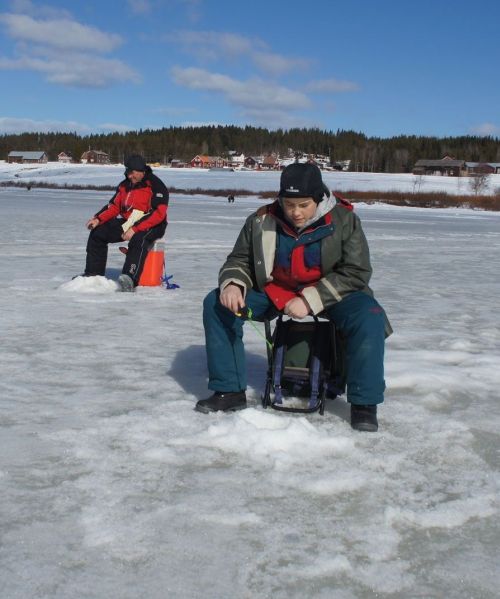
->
[81, 155, 168, 291]
[195, 162, 392, 432]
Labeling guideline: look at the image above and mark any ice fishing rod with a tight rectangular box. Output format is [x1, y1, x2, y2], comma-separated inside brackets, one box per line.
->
[236, 306, 273, 350]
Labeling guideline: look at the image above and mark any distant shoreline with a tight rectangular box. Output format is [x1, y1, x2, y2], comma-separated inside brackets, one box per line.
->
[1, 180, 499, 211]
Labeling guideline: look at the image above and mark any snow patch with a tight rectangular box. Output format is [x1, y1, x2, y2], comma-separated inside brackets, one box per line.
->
[59, 275, 118, 293]
[299, 555, 352, 577]
[386, 495, 497, 529]
[197, 512, 262, 526]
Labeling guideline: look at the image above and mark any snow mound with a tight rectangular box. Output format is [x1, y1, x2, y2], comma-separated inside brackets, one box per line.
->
[177, 408, 355, 467]
[59, 275, 118, 293]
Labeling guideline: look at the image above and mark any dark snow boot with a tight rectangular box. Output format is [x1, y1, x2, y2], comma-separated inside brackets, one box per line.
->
[350, 404, 378, 432]
[117, 274, 135, 292]
[195, 391, 247, 414]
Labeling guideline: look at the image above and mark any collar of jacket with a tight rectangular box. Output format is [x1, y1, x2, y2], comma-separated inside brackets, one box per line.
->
[264, 199, 335, 237]
[295, 195, 336, 231]
[261, 197, 335, 229]
[122, 175, 152, 191]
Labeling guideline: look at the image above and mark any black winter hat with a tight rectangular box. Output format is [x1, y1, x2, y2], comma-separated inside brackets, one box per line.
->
[124, 154, 147, 172]
[279, 162, 330, 203]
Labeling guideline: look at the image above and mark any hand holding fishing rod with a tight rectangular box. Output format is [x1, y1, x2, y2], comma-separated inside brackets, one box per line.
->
[219, 283, 245, 314]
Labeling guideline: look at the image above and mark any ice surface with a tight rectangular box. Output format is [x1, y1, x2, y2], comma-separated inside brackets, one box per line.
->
[0, 179, 499, 599]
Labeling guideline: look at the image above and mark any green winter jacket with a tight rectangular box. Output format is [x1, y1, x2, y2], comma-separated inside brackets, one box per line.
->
[219, 199, 391, 336]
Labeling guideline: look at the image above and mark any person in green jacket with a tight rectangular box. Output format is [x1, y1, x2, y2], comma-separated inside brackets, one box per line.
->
[196, 162, 391, 431]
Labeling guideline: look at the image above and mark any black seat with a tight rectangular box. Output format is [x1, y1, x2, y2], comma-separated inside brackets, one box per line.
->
[261, 315, 346, 415]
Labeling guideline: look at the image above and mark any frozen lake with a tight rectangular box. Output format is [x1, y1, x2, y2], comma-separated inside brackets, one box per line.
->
[0, 186, 499, 598]
[2, 159, 500, 196]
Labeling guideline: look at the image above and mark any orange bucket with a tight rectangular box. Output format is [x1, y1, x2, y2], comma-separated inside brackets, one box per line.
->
[139, 240, 165, 286]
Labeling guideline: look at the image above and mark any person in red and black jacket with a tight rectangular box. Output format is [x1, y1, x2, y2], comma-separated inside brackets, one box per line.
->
[82, 155, 168, 291]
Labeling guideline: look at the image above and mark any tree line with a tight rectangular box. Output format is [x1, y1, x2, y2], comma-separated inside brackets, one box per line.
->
[1, 126, 499, 173]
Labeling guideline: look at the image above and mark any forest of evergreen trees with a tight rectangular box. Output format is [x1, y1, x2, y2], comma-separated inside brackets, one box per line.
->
[1, 126, 500, 173]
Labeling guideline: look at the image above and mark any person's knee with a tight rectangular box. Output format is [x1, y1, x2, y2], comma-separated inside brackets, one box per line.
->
[347, 311, 385, 354]
[88, 227, 100, 240]
[342, 296, 385, 334]
[128, 233, 147, 249]
[363, 302, 385, 327]
[89, 224, 112, 243]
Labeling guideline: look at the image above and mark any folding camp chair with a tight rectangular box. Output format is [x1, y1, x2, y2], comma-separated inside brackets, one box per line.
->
[261, 315, 346, 415]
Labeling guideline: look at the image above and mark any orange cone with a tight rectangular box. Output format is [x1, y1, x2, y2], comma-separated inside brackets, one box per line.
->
[139, 240, 165, 286]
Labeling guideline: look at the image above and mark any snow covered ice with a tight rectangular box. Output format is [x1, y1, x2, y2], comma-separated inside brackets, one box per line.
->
[2, 159, 500, 195]
[1, 173, 499, 598]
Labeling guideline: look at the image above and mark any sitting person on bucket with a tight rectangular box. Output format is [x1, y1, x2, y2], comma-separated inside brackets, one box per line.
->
[196, 162, 392, 432]
[81, 155, 169, 291]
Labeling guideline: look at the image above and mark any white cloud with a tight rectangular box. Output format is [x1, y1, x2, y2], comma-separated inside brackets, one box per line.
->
[0, 52, 140, 87]
[0, 13, 122, 52]
[0, 9, 139, 87]
[98, 122, 133, 133]
[130, 0, 202, 21]
[242, 108, 321, 130]
[9, 0, 72, 19]
[0, 116, 135, 134]
[166, 30, 262, 62]
[253, 51, 310, 76]
[167, 29, 308, 75]
[171, 66, 310, 112]
[171, 66, 316, 129]
[179, 120, 224, 128]
[127, 0, 152, 14]
[0, 116, 91, 134]
[181, 0, 202, 22]
[470, 122, 500, 136]
[306, 78, 359, 93]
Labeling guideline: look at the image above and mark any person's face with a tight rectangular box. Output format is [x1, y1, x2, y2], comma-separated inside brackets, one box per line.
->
[127, 170, 145, 185]
[282, 197, 317, 227]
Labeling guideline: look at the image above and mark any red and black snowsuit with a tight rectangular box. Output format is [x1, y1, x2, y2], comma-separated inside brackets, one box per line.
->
[85, 167, 169, 284]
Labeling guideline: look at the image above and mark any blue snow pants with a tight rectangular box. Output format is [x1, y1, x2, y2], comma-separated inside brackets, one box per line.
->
[203, 288, 387, 405]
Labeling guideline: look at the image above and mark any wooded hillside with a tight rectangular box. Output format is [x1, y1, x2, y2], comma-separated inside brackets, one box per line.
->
[2, 126, 499, 173]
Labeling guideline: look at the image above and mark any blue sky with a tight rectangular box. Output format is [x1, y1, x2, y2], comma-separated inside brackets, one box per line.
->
[0, 0, 499, 138]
